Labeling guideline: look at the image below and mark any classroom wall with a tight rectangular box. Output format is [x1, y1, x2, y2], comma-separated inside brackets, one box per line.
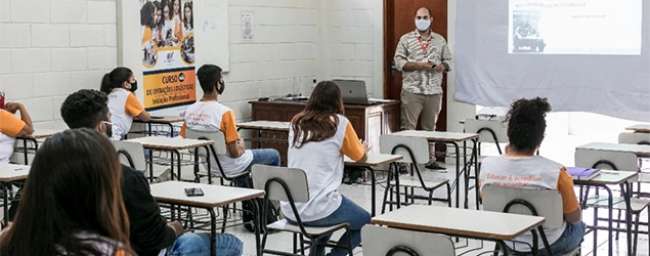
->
[0, 0, 118, 128]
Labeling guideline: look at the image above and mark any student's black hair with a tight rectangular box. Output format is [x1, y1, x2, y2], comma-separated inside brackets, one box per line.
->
[61, 89, 109, 129]
[140, 1, 156, 27]
[101, 67, 133, 94]
[197, 64, 222, 94]
[506, 97, 552, 152]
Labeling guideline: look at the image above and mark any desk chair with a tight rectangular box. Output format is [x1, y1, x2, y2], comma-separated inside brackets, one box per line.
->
[112, 140, 147, 172]
[575, 148, 649, 255]
[380, 134, 451, 213]
[619, 132, 650, 146]
[361, 225, 455, 256]
[482, 185, 576, 255]
[252, 165, 354, 256]
[463, 118, 508, 155]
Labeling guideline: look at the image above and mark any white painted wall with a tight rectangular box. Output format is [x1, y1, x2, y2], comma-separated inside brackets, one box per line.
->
[0, 0, 118, 128]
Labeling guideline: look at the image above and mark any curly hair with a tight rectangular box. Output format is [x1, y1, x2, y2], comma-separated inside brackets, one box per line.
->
[506, 97, 552, 152]
[60, 89, 109, 129]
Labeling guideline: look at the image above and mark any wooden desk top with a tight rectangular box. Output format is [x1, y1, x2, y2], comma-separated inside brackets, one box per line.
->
[150, 181, 265, 208]
[626, 124, 650, 133]
[135, 116, 184, 124]
[345, 153, 402, 167]
[371, 205, 545, 241]
[391, 130, 479, 142]
[18, 128, 63, 140]
[237, 121, 290, 132]
[577, 142, 650, 157]
[573, 170, 638, 186]
[126, 136, 213, 150]
[0, 164, 29, 182]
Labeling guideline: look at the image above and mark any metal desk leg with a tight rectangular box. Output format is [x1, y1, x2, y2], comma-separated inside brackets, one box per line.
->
[451, 142, 461, 208]
[168, 123, 175, 137]
[254, 200, 262, 256]
[23, 139, 28, 164]
[2, 183, 8, 227]
[148, 150, 154, 183]
[208, 208, 217, 256]
[622, 182, 633, 256]
[175, 150, 182, 181]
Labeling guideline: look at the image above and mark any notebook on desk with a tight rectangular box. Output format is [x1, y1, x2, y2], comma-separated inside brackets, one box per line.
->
[568, 167, 601, 180]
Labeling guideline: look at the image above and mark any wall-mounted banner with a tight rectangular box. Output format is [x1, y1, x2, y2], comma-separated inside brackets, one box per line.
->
[139, 0, 196, 110]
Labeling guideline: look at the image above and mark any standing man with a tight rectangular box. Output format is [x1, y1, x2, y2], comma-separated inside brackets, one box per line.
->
[394, 7, 452, 169]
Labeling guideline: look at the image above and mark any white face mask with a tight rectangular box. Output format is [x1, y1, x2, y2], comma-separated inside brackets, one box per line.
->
[415, 19, 431, 32]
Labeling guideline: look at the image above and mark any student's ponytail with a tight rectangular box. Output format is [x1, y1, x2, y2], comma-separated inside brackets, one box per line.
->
[100, 73, 113, 94]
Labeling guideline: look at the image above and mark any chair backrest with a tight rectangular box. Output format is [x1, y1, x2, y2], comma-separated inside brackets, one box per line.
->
[575, 148, 639, 171]
[464, 118, 508, 143]
[184, 128, 228, 155]
[380, 134, 429, 164]
[112, 140, 146, 171]
[482, 184, 564, 229]
[251, 165, 309, 203]
[362, 225, 456, 256]
[619, 132, 650, 145]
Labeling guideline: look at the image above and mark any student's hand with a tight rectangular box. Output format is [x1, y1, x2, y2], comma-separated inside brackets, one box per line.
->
[360, 140, 371, 153]
[167, 221, 184, 236]
[4, 102, 24, 114]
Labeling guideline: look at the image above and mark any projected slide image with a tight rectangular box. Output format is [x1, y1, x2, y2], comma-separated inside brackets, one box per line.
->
[508, 0, 642, 55]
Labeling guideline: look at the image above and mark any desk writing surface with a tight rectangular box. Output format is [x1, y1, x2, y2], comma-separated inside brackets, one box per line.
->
[150, 181, 264, 208]
[0, 164, 29, 182]
[371, 205, 545, 241]
[126, 136, 213, 150]
[136, 116, 184, 124]
[18, 128, 62, 140]
[577, 142, 650, 157]
[344, 153, 402, 166]
[391, 130, 479, 142]
[572, 170, 638, 185]
[626, 124, 650, 133]
[238, 121, 290, 131]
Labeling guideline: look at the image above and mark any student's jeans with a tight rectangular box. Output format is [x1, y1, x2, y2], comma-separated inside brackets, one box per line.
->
[290, 196, 371, 256]
[233, 148, 281, 187]
[511, 221, 586, 256]
[166, 232, 243, 256]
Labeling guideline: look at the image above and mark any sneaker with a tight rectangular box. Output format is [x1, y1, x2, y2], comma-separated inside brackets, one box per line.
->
[425, 162, 446, 171]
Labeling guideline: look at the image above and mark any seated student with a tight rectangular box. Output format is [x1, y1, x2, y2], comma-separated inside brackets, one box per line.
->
[284, 81, 371, 256]
[8, 90, 243, 256]
[101, 67, 151, 140]
[0, 129, 132, 255]
[479, 98, 585, 255]
[181, 64, 280, 187]
[0, 102, 33, 164]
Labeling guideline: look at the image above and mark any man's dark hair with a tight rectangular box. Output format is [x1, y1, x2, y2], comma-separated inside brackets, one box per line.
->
[415, 7, 433, 17]
[506, 97, 552, 152]
[61, 89, 109, 129]
[197, 64, 222, 94]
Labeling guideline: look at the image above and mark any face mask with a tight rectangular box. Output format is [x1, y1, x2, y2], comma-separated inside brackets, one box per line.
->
[128, 81, 138, 92]
[415, 19, 431, 32]
[217, 80, 225, 95]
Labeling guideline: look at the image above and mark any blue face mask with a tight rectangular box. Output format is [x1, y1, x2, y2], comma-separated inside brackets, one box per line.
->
[415, 19, 431, 32]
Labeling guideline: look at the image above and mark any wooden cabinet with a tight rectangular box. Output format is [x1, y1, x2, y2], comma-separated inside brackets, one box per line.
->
[249, 100, 400, 163]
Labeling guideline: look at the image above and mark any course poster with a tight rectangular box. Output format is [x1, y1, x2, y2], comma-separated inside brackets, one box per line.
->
[139, 0, 196, 110]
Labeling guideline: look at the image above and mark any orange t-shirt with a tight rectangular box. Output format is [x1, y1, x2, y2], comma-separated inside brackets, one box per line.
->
[341, 123, 365, 161]
[557, 168, 580, 214]
[0, 110, 25, 137]
[125, 93, 145, 117]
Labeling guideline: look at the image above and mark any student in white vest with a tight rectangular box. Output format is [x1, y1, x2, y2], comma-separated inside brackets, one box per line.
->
[284, 81, 371, 256]
[101, 67, 151, 140]
[479, 98, 584, 255]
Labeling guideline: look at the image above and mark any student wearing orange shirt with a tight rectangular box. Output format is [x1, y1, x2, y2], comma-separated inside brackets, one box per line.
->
[283, 81, 371, 256]
[0, 102, 33, 164]
[479, 98, 584, 255]
[101, 67, 151, 140]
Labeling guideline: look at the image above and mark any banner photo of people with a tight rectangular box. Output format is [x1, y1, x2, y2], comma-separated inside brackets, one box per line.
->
[140, 0, 196, 110]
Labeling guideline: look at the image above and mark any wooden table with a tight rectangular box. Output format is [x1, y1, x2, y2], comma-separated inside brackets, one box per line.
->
[150, 181, 265, 256]
[626, 124, 650, 133]
[344, 153, 403, 217]
[390, 130, 480, 209]
[0, 164, 29, 226]
[372, 205, 546, 255]
[125, 136, 213, 182]
[16, 128, 62, 164]
[250, 99, 400, 163]
[132, 116, 184, 137]
[573, 170, 639, 256]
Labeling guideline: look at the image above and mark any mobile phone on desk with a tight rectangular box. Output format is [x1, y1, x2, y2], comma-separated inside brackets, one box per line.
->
[184, 188, 204, 197]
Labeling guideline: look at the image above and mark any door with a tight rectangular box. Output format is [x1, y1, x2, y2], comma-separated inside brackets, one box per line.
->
[384, 0, 448, 134]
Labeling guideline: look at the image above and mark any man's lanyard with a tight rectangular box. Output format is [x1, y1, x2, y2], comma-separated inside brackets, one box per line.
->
[416, 36, 431, 55]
